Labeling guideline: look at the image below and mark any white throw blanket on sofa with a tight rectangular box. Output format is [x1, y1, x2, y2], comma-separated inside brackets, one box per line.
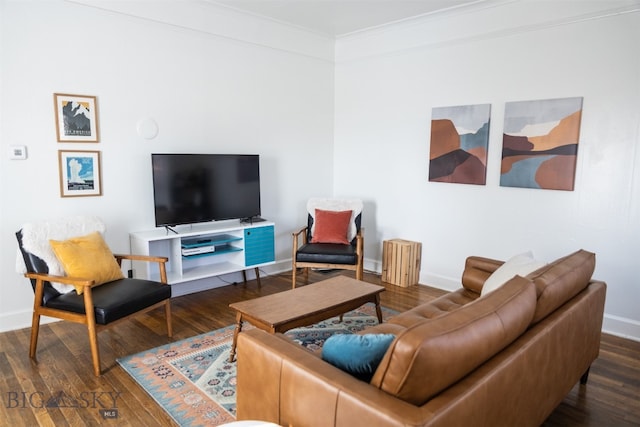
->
[16, 216, 106, 294]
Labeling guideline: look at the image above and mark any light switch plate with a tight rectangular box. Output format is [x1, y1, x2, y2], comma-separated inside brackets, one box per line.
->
[9, 145, 27, 160]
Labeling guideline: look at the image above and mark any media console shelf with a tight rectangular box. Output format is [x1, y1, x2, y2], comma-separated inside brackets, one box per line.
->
[181, 234, 243, 259]
[130, 220, 275, 295]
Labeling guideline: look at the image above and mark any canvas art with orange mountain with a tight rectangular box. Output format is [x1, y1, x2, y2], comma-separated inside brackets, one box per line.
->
[501, 97, 583, 191]
[429, 104, 491, 185]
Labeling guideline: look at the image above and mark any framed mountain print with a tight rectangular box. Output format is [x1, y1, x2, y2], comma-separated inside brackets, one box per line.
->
[54, 93, 100, 142]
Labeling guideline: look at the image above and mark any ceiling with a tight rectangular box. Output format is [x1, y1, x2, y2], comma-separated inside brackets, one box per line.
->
[210, 0, 483, 37]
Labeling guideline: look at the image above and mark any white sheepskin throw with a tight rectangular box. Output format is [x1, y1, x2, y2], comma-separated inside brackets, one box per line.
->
[16, 215, 106, 294]
[307, 198, 363, 242]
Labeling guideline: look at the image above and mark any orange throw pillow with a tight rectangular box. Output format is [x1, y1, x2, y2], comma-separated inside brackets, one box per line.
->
[311, 209, 352, 245]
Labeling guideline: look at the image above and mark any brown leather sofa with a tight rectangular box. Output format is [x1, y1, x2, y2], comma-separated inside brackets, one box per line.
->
[236, 249, 606, 426]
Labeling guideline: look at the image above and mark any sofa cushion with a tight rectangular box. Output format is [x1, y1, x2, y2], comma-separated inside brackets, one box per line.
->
[47, 277, 171, 325]
[310, 209, 352, 245]
[295, 243, 358, 264]
[321, 333, 396, 382]
[480, 251, 546, 297]
[383, 288, 478, 328]
[307, 198, 362, 243]
[370, 276, 536, 406]
[527, 249, 595, 324]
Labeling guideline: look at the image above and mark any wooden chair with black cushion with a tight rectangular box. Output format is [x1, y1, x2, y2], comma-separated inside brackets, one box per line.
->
[292, 198, 364, 288]
[15, 216, 172, 376]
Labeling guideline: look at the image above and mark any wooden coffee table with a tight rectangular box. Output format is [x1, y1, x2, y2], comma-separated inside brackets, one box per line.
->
[228, 275, 384, 362]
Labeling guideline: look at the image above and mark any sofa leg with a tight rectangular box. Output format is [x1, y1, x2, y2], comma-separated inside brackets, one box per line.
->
[580, 367, 591, 385]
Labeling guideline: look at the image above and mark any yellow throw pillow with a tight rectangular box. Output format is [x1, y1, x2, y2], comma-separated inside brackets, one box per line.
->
[49, 231, 124, 295]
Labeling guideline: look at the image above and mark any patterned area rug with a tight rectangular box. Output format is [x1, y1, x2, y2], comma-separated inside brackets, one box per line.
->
[117, 303, 395, 427]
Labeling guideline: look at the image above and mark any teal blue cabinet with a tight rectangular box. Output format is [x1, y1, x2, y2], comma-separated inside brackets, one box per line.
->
[245, 225, 275, 266]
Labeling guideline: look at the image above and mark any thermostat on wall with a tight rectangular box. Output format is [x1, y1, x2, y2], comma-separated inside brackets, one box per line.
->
[9, 145, 27, 160]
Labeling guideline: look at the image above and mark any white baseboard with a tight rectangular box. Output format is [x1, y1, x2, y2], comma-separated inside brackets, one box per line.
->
[0, 310, 58, 334]
[602, 314, 640, 342]
[419, 272, 459, 292]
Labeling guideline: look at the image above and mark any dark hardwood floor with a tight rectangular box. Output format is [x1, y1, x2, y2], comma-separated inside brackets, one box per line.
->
[1, 270, 638, 426]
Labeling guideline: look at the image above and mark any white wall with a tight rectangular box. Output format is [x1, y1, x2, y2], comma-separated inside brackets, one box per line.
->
[334, 1, 640, 340]
[0, 0, 335, 331]
[2, 0, 639, 341]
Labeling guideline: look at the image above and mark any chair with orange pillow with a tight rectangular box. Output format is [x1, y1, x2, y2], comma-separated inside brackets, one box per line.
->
[291, 198, 364, 288]
[15, 216, 172, 376]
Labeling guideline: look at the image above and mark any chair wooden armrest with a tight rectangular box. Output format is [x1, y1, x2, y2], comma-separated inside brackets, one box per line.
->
[292, 226, 308, 266]
[291, 226, 309, 288]
[292, 226, 309, 243]
[24, 272, 95, 288]
[114, 253, 168, 263]
[292, 226, 309, 248]
[113, 254, 169, 284]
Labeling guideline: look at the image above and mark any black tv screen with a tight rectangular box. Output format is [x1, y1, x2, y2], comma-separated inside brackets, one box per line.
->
[151, 154, 261, 227]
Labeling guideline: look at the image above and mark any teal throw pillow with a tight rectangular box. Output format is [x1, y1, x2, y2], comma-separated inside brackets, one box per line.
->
[321, 333, 395, 382]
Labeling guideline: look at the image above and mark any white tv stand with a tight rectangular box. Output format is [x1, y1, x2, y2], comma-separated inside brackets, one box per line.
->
[129, 219, 275, 296]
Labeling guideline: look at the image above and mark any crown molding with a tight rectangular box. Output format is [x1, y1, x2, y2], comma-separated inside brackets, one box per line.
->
[66, 0, 335, 62]
[335, 0, 640, 62]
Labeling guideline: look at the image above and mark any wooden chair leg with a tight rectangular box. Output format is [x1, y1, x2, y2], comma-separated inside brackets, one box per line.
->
[165, 300, 173, 338]
[83, 289, 102, 376]
[86, 321, 101, 377]
[292, 263, 297, 289]
[30, 279, 46, 360]
[29, 311, 41, 360]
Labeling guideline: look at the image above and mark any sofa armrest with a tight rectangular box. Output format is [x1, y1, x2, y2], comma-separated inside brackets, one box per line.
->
[461, 256, 504, 293]
[236, 329, 426, 427]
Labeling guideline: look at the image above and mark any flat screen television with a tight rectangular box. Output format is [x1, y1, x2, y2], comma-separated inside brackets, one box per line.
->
[151, 153, 261, 227]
